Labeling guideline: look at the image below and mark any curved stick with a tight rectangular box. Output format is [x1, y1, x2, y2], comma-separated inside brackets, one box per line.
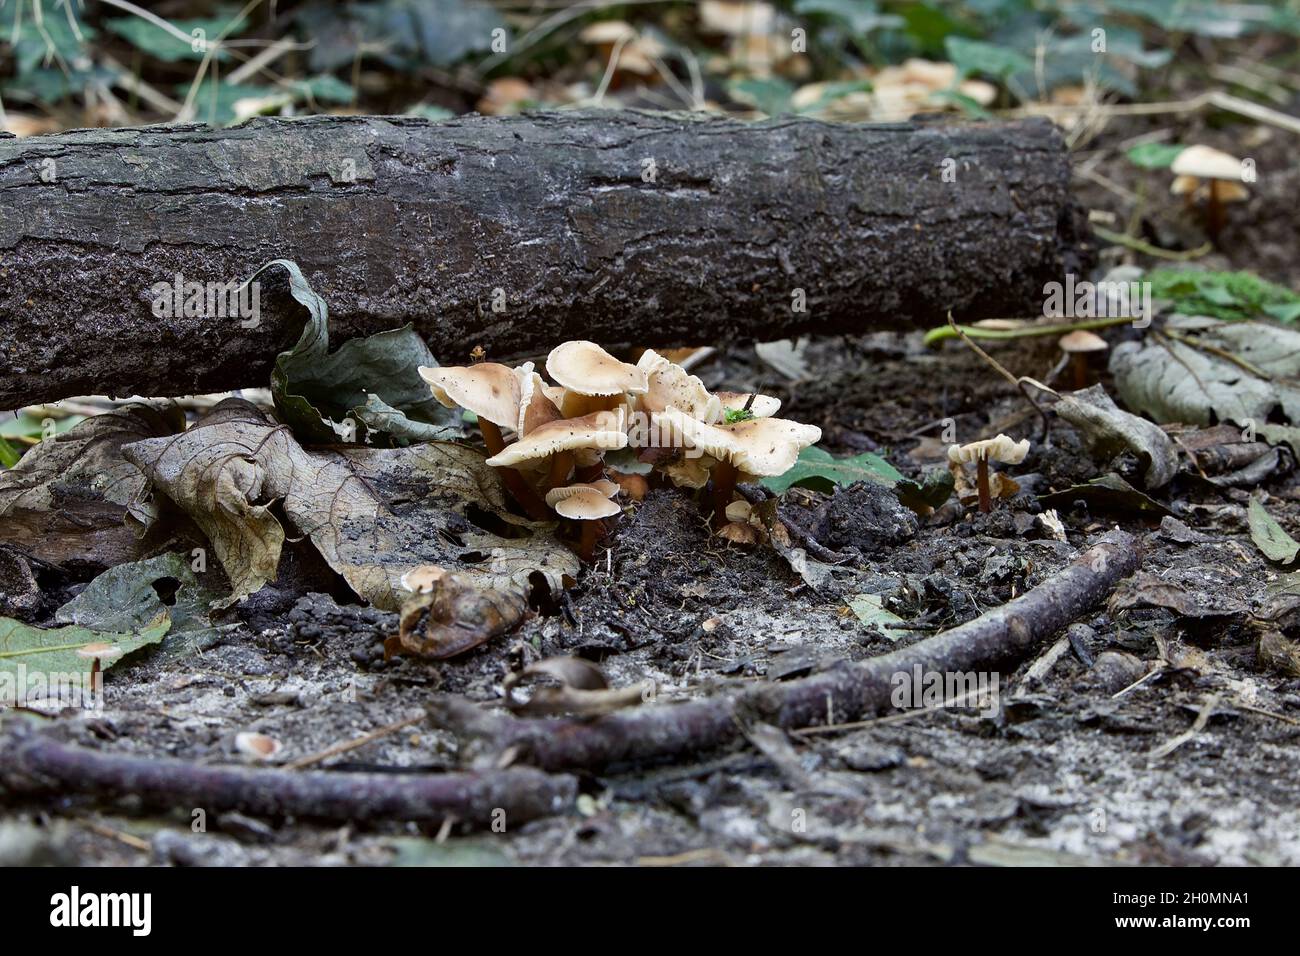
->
[429, 530, 1141, 771]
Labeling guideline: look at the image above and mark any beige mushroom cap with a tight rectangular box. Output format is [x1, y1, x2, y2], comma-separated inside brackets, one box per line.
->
[1058, 330, 1109, 353]
[652, 408, 821, 477]
[486, 408, 628, 468]
[419, 363, 520, 429]
[714, 391, 782, 419]
[636, 349, 719, 420]
[75, 641, 123, 660]
[547, 341, 648, 397]
[515, 363, 561, 437]
[1171, 145, 1244, 182]
[401, 564, 447, 593]
[545, 480, 622, 520]
[724, 417, 823, 475]
[948, 434, 1030, 466]
[579, 20, 637, 44]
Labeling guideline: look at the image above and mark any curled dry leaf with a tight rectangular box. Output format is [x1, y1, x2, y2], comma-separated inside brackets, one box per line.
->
[502, 655, 650, 717]
[388, 569, 530, 660]
[1053, 385, 1178, 489]
[123, 399, 578, 611]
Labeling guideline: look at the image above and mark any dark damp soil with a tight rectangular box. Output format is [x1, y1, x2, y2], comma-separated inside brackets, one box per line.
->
[7, 113, 1300, 866]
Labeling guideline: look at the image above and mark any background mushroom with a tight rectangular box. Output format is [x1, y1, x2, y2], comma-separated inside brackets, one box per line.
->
[1170, 145, 1249, 238]
[1057, 330, 1109, 390]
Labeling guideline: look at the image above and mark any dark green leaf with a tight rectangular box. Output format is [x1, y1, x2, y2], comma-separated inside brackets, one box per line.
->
[762, 446, 902, 495]
[1126, 143, 1185, 169]
[258, 259, 462, 445]
[1249, 499, 1300, 564]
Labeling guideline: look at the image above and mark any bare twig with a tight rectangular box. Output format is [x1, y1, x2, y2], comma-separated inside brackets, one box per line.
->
[0, 725, 576, 825]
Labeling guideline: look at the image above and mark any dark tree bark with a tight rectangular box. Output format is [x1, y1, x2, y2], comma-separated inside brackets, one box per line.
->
[0, 111, 1091, 409]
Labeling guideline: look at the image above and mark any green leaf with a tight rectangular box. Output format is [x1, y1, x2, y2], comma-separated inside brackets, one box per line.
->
[945, 36, 1032, 80]
[1266, 302, 1300, 324]
[0, 614, 169, 705]
[727, 77, 795, 116]
[895, 468, 955, 514]
[1249, 499, 1300, 564]
[1147, 269, 1300, 323]
[55, 552, 232, 660]
[762, 446, 902, 495]
[0, 437, 19, 469]
[0, 410, 81, 440]
[105, 13, 247, 63]
[1126, 143, 1185, 169]
[847, 593, 905, 637]
[258, 259, 462, 445]
[794, 0, 904, 35]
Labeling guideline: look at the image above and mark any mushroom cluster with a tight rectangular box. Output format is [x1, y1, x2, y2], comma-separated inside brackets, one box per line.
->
[419, 343, 822, 559]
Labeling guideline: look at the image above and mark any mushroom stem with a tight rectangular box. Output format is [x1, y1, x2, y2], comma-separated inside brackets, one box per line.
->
[546, 450, 575, 490]
[575, 462, 605, 483]
[479, 420, 554, 522]
[1205, 180, 1225, 239]
[577, 521, 599, 564]
[711, 459, 739, 530]
[1069, 353, 1089, 390]
[976, 454, 992, 514]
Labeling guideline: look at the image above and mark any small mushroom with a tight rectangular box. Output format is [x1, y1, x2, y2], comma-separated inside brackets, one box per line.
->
[546, 341, 648, 418]
[1170, 145, 1249, 238]
[1057, 330, 1109, 390]
[76, 641, 123, 697]
[545, 480, 622, 561]
[948, 434, 1030, 514]
[608, 470, 649, 501]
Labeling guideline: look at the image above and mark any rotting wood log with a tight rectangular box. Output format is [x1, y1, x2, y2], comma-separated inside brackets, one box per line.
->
[427, 530, 1140, 772]
[0, 722, 576, 826]
[0, 111, 1092, 409]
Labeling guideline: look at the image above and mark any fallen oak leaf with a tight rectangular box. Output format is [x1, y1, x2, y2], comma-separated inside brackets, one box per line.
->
[0, 403, 187, 568]
[124, 399, 577, 612]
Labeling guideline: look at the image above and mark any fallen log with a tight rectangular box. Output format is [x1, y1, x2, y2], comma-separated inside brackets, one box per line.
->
[0, 722, 576, 826]
[428, 530, 1140, 772]
[0, 111, 1091, 409]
